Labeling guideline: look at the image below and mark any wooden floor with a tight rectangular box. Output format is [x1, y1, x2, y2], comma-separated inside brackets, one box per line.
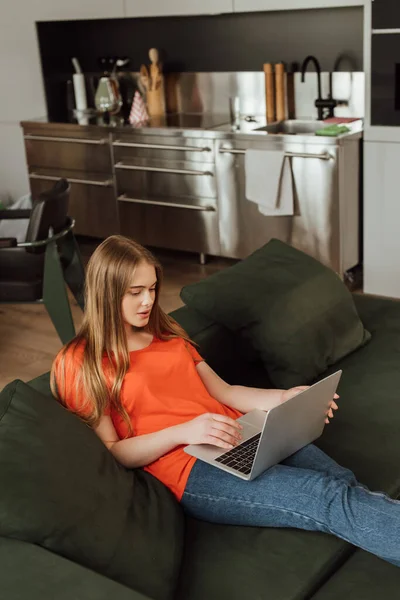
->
[0, 242, 235, 389]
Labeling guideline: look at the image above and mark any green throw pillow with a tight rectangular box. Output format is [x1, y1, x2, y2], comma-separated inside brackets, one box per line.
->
[0, 380, 184, 600]
[181, 239, 370, 389]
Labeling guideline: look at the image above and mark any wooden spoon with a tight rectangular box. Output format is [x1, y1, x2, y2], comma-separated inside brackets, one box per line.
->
[149, 48, 161, 91]
[140, 64, 150, 91]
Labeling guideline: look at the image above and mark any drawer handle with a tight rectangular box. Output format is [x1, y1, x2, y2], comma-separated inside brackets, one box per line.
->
[219, 147, 333, 160]
[25, 134, 107, 145]
[29, 173, 113, 187]
[115, 162, 213, 176]
[114, 140, 211, 152]
[372, 29, 400, 35]
[118, 194, 215, 212]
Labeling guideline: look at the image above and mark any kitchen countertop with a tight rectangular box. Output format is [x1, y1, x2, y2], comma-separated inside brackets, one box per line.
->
[21, 113, 364, 144]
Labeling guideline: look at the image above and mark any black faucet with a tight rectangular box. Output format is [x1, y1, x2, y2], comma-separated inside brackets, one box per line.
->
[301, 55, 337, 120]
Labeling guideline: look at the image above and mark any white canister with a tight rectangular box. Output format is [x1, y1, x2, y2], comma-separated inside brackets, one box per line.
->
[73, 73, 88, 112]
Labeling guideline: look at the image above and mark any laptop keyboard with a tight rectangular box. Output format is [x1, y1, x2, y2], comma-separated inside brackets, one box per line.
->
[215, 433, 261, 475]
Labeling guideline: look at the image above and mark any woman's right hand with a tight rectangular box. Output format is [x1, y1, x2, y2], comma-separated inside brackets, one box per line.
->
[177, 413, 243, 450]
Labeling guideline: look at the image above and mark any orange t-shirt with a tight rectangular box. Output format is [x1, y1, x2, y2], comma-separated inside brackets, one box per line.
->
[54, 337, 242, 500]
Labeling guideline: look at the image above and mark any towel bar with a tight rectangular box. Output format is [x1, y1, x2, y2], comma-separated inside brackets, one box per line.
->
[219, 148, 333, 161]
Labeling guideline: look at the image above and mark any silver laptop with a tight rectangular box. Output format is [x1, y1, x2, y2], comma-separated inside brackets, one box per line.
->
[184, 371, 342, 481]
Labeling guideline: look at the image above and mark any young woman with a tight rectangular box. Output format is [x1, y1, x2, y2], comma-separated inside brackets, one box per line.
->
[52, 235, 400, 567]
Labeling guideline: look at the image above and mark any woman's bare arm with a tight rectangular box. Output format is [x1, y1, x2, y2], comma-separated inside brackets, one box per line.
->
[94, 415, 183, 468]
[196, 361, 285, 412]
[94, 410, 242, 468]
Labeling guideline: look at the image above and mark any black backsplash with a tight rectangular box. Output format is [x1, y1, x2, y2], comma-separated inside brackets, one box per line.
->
[37, 7, 363, 120]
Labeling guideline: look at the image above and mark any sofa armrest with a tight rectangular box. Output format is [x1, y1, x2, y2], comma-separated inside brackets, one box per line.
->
[0, 537, 153, 600]
[0, 237, 18, 248]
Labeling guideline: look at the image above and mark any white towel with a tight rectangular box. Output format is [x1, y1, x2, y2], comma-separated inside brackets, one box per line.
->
[245, 149, 294, 216]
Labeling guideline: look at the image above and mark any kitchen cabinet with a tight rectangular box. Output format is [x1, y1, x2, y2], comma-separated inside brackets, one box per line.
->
[372, 0, 400, 30]
[364, 141, 400, 298]
[371, 32, 400, 126]
[114, 132, 221, 256]
[215, 134, 360, 274]
[21, 124, 119, 239]
[124, 0, 233, 18]
[233, 0, 365, 12]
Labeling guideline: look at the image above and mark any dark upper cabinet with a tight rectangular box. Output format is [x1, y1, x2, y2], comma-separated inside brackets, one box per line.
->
[373, 0, 400, 30]
[371, 33, 400, 125]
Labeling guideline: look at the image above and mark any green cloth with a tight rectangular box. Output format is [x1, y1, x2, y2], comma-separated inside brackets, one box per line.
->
[181, 239, 370, 389]
[315, 124, 351, 137]
[0, 380, 184, 600]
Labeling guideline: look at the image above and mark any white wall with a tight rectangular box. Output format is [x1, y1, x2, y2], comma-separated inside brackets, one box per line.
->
[0, 5, 46, 202]
[0, 1, 125, 203]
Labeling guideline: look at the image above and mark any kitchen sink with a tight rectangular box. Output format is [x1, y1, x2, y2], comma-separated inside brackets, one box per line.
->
[254, 120, 325, 135]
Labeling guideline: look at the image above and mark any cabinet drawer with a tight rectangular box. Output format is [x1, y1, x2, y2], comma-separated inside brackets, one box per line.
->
[29, 169, 118, 239]
[113, 134, 215, 163]
[118, 197, 220, 255]
[373, 0, 400, 30]
[24, 131, 112, 172]
[115, 158, 216, 201]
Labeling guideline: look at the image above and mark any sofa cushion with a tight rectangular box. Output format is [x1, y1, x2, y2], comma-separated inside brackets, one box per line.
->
[176, 294, 400, 600]
[181, 239, 370, 389]
[0, 380, 184, 600]
[311, 550, 400, 600]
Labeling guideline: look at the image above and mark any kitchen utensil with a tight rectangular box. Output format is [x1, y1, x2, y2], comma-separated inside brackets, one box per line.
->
[286, 63, 297, 120]
[94, 57, 123, 115]
[144, 48, 165, 117]
[95, 76, 120, 114]
[275, 62, 286, 122]
[71, 57, 87, 112]
[229, 96, 241, 128]
[140, 64, 150, 90]
[149, 48, 161, 88]
[146, 89, 165, 117]
[263, 63, 275, 123]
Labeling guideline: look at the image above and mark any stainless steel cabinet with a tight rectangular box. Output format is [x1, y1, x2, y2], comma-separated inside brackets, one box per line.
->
[22, 124, 119, 239]
[29, 174, 118, 239]
[112, 133, 221, 255]
[215, 135, 359, 275]
[24, 129, 112, 172]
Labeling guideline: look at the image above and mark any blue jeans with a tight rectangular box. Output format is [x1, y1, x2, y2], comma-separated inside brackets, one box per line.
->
[181, 444, 400, 567]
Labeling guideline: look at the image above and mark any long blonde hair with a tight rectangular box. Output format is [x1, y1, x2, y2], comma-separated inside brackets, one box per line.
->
[51, 235, 192, 433]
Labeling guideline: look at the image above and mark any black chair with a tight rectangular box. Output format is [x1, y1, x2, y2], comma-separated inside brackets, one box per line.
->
[0, 179, 85, 344]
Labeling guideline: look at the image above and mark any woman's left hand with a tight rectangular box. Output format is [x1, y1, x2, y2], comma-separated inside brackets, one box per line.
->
[282, 386, 339, 424]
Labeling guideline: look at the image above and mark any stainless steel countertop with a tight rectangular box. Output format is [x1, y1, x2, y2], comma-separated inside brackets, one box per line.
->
[21, 114, 364, 145]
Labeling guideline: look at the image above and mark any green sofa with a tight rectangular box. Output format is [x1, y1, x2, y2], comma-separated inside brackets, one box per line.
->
[1, 292, 400, 600]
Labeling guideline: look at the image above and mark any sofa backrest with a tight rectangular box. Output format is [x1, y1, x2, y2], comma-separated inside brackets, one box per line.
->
[0, 379, 184, 600]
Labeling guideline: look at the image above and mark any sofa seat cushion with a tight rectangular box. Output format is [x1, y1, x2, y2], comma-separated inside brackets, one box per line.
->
[0, 380, 184, 600]
[177, 518, 352, 600]
[181, 239, 370, 389]
[311, 551, 400, 600]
